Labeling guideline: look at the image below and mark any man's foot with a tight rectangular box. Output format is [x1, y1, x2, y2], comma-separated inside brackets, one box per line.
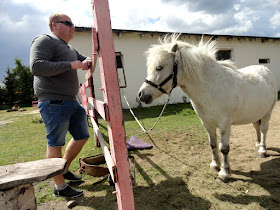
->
[63, 171, 82, 182]
[53, 185, 83, 198]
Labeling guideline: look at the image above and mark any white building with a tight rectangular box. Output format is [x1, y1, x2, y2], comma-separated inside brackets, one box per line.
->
[70, 28, 280, 108]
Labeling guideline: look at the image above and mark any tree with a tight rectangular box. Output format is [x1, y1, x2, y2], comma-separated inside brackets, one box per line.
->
[2, 67, 16, 104]
[2, 58, 34, 105]
[13, 58, 34, 104]
[0, 85, 6, 105]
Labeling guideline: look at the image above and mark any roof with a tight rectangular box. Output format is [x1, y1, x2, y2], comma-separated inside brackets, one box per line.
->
[75, 27, 280, 42]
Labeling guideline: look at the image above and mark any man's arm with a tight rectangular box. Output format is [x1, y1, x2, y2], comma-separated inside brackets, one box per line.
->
[30, 34, 88, 77]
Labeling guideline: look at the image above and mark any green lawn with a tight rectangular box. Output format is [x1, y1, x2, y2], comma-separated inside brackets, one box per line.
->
[1, 103, 279, 210]
[0, 103, 203, 176]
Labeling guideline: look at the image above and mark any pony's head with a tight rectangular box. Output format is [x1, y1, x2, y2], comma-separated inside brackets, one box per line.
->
[138, 34, 182, 104]
[138, 34, 235, 104]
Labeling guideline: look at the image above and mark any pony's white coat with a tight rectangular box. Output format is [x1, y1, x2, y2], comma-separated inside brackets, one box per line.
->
[138, 35, 278, 181]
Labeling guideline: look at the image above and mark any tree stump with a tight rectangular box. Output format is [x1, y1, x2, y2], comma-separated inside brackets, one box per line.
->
[0, 158, 67, 209]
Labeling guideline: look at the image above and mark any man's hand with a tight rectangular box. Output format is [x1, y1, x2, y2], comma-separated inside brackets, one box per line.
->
[82, 59, 92, 70]
[70, 60, 83, 70]
[70, 60, 92, 70]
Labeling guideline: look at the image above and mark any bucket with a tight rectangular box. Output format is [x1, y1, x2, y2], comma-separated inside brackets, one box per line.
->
[79, 154, 110, 177]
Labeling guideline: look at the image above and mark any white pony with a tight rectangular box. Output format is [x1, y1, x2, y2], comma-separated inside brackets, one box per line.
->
[138, 34, 277, 182]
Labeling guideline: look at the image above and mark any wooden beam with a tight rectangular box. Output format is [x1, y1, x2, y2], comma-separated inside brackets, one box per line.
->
[92, 0, 135, 209]
[0, 158, 66, 190]
[88, 97, 109, 121]
[90, 116, 117, 182]
[85, 28, 98, 80]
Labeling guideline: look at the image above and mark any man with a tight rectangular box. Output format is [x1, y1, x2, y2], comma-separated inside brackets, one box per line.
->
[30, 13, 91, 198]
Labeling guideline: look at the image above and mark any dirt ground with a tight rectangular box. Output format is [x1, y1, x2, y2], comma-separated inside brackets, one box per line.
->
[0, 109, 39, 126]
[37, 102, 280, 210]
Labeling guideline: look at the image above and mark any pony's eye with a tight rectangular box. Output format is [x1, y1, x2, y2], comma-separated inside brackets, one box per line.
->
[156, 66, 163, 71]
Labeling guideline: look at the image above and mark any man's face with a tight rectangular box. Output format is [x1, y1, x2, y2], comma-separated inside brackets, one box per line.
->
[52, 15, 75, 42]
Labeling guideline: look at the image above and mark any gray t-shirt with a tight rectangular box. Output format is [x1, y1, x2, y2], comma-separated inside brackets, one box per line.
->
[30, 34, 87, 101]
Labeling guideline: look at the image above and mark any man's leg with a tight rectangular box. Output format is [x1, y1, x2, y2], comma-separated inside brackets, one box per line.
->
[46, 145, 84, 198]
[39, 100, 85, 198]
[46, 146, 65, 185]
[65, 101, 90, 172]
[63, 138, 88, 170]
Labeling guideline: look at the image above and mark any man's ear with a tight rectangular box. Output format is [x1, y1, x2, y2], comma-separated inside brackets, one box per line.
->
[51, 22, 57, 31]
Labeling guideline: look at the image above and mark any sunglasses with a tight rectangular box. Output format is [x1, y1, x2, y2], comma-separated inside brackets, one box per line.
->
[54, 20, 74, 27]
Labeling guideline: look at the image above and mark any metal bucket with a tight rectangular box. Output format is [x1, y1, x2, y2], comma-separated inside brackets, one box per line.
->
[79, 154, 110, 177]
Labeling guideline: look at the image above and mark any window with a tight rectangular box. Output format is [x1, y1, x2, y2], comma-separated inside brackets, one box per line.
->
[115, 52, 123, 68]
[115, 52, 127, 88]
[259, 58, 270, 64]
[216, 50, 232, 60]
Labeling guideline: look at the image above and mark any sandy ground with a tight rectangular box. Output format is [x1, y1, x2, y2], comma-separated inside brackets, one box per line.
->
[21, 102, 280, 209]
[231, 100, 280, 156]
[0, 109, 39, 126]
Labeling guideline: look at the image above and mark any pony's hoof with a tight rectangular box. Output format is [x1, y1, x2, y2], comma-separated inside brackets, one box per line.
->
[210, 166, 220, 172]
[210, 163, 220, 171]
[257, 153, 269, 158]
[215, 177, 228, 183]
[216, 175, 230, 183]
[218, 169, 231, 183]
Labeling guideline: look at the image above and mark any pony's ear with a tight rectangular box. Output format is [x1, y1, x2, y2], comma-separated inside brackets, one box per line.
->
[171, 44, 178, 53]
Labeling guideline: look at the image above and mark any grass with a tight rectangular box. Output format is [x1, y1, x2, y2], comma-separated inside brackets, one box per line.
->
[0, 103, 205, 205]
[1, 103, 280, 209]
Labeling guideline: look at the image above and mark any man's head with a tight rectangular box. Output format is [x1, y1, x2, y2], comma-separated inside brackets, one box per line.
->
[49, 13, 75, 43]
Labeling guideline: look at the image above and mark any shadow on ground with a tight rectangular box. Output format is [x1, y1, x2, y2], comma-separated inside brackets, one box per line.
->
[69, 150, 210, 210]
[214, 147, 280, 209]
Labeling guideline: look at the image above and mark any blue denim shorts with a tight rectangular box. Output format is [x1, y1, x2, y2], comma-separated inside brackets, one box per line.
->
[38, 100, 90, 147]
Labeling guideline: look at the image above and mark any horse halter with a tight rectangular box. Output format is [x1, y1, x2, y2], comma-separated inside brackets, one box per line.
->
[144, 47, 178, 95]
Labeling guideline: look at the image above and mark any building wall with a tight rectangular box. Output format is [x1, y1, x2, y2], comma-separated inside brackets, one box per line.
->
[70, 30, 280, 108]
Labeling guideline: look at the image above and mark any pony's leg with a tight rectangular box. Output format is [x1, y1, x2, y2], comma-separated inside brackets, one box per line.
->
[204, 124, 220, 171]
[253, 120, 261, 149]
[218, 124, 231, 182]
[257, 112, 272, 158]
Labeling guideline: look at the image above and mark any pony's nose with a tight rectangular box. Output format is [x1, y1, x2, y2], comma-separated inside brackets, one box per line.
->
[138, 91, 153, 104]
[138, 91, 142, 99]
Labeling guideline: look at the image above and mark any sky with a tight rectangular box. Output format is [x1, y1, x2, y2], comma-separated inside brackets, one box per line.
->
[1, 0, 280, 83]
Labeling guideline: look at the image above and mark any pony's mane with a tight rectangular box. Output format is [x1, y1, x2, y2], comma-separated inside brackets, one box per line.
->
[146, 34, 237, 80]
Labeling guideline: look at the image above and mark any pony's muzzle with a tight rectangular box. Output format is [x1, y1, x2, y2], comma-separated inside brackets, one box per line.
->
[138, 91, 153, 104]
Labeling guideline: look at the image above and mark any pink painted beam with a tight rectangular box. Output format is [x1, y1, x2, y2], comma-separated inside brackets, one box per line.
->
[79, 83, 89, 115]
[88, 97, 109, 121]
[85, 28, 98, 80]
[90, 116, 117, 182]
[91, 0, 135, 209]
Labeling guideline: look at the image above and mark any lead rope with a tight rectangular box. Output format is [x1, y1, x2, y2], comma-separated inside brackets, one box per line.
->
[122, 48, 178, 146]
[122, 90, 171, 147]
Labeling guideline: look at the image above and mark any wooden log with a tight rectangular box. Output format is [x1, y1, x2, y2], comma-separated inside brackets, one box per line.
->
[85, 28, 98, 80]
[90, 116, 117, 182]
[0, 158, 67, 190]
[88, 97, 108, 121]
[0, 184, 36, 210]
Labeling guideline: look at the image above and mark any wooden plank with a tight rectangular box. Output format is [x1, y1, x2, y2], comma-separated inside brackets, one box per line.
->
[0, 158, 66, 190]
[85, 28, 98, 80]
[88, 97, 108, 121]
[0, 184, 36, 210]
[92, 0, 135, 209]
[87, 77, 100, 147]
[90, 116, 116, 182]
[85, 53, 97, 80]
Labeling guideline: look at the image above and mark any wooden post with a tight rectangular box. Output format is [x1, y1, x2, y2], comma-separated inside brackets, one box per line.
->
[0, 184, 37, 210]
[0, 158, 66, 209]
[91, 0, 135, 209]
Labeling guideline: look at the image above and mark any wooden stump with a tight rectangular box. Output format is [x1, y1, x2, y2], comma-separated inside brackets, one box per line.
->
[0, 184, 37, 210]
[0, 158, 67, 209]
